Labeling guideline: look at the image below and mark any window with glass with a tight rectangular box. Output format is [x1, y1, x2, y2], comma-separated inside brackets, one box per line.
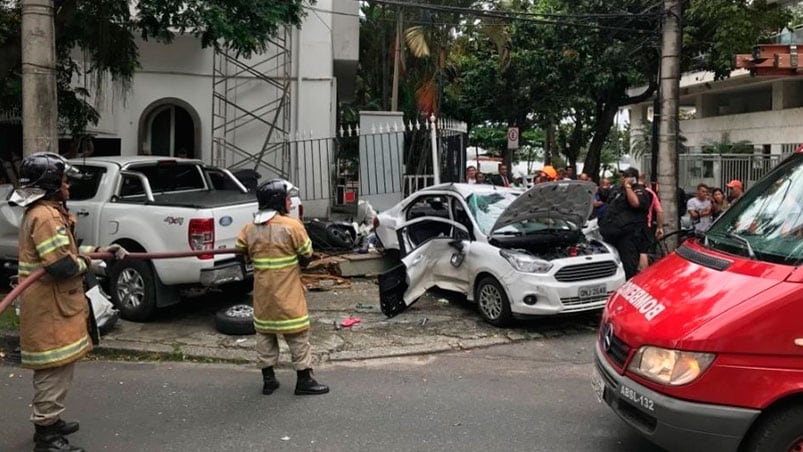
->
[706, 153, 803, 265]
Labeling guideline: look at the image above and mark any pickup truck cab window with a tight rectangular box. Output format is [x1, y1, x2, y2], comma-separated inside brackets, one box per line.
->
[127, 162, 206, 192]
[70, 166, 107, 201]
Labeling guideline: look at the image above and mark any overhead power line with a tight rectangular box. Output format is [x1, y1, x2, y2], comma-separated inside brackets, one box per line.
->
[364, 0, 661, 35]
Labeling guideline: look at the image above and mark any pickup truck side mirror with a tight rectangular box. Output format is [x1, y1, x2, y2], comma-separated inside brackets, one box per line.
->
[449, 239, 464, 252]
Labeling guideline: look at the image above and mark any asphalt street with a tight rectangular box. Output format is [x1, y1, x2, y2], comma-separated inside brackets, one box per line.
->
[0, 333, 662, 452]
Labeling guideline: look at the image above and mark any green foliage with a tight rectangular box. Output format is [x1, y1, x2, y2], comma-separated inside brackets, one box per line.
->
[702, 133, 754, 154]
[684, 0, 791, 79]
[0, 0, 309, 136]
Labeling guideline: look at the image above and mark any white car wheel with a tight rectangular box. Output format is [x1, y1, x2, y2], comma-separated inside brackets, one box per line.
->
[475, 276, 512, 327]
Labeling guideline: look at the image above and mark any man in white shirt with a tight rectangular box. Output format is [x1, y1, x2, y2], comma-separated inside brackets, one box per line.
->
[687, 183, 713, 232]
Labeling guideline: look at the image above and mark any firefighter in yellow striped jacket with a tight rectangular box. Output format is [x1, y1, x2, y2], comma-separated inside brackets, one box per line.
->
[235, 179, 329, 396]
[14, 153, 127, 452]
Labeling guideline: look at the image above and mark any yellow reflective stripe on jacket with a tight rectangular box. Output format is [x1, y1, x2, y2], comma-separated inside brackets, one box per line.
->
[35, 233, 71, 256]
[18, 261, 42, 276]
[78, 245, 95, 254]
[77, 257, 87, 273]
[235, 238, 247, 249]
[297, 238, 312, 256]
[253, 315, 310, 332]
[20, 335, 90, 367]
[252, 254, 298, 270]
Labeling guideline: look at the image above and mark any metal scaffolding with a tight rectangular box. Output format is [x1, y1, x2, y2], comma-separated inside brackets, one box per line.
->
[211, 29, 292, 179]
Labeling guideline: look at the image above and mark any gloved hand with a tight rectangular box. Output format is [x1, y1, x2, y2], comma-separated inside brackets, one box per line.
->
[100, 244, 129, 260]
[81, 256, 107, 275]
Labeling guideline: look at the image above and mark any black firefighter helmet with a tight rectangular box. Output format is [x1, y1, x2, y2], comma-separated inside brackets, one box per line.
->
[256, 178, 289, 213]
[18, 152, 80, 195]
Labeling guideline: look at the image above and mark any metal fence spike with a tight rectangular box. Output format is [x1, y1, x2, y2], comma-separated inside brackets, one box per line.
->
[371, 124, 376, 134]
[355, 125, 360, 135]
[378, 124, 384, 133]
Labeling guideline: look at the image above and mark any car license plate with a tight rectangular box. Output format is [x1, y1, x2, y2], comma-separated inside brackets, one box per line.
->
[619, 384, 655, 412]
[591, 367, 605, 402]
[579, 284, 606, 300]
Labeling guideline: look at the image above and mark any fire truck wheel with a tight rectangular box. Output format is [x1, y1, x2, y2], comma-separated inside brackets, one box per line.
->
[742, 405, 803, 452]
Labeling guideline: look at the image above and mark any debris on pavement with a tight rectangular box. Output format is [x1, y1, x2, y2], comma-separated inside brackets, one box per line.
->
[302, 273, 352, 291]
[340, 317, 361, 328]
[419, 318, 428, 327]
[354, 303, 375, 312]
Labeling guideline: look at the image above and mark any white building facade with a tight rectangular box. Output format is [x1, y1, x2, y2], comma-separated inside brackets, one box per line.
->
[79, 1, 358, 218]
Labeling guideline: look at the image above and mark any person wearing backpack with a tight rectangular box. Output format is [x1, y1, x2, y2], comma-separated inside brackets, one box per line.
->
[598, 168, 652, 279]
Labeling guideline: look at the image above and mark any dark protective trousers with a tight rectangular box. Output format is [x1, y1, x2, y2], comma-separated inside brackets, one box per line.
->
[610, 234, 641, 280]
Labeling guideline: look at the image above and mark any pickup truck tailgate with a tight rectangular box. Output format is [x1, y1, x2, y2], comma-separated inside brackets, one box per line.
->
[214, 201, 258, 252]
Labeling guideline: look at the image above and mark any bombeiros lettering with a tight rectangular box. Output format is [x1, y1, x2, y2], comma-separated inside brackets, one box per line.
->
[617, 281, 666, 321]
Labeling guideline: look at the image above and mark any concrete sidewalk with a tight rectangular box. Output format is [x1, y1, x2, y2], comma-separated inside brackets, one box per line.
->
[1, 279, 601, 367]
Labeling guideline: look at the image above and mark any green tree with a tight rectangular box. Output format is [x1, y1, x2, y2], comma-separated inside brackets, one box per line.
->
[0, 0, 309, 137]
[702, 133, 754, 154]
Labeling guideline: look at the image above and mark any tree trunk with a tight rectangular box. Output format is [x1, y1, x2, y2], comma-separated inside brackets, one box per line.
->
[21, 0, 58, 156]
[583, 105, 618, 183]
[658, 0, 683, 247]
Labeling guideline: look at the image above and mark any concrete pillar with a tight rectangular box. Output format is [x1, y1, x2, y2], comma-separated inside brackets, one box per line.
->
[696, 94, 717, 118]
[772, 80, 785, 111]
[21, 0, 59, 156]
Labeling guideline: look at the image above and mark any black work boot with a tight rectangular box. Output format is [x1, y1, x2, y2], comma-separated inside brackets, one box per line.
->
[33, 433, 85, 452]
[261, 367, 280, 395]
[34, 420, 79, 443]
[294, 368, 329, 395]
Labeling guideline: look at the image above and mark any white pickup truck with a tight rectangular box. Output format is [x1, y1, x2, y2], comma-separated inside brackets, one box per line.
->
[0, 156, 290, 321]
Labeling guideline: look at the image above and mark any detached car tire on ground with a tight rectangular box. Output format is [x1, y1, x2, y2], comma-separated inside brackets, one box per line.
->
[215, 303, 256, 335]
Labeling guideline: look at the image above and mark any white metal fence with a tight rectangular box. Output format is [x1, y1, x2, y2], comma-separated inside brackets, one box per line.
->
[641, 153, 788, 192]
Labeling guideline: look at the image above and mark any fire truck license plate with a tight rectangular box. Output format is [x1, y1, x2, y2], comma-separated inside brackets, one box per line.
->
[619, 384, 655, 412]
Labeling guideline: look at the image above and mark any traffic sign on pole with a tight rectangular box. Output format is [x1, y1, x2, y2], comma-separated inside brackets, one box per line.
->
[507, 127, 519, 150]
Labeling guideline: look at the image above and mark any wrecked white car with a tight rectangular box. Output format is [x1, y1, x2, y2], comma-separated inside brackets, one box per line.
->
[377, 181, 625, 326]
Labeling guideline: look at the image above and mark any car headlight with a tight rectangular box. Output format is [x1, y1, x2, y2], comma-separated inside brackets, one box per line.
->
[499, 249, 553, 273]
[627, 346, 715, 386]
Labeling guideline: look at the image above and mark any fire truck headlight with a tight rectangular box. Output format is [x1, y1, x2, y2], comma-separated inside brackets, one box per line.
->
[627, 346, 715, 386]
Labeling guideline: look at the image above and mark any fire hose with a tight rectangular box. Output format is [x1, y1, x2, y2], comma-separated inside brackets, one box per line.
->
[0, 249, 246, 316]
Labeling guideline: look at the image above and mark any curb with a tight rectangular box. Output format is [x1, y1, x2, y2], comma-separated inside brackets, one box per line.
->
[2, 332, 522, 367]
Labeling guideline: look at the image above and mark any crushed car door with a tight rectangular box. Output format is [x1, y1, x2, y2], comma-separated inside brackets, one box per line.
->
[379, 217, 471, 317]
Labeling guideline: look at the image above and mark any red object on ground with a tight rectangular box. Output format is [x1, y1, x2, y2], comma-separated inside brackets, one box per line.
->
[340, 317, 361, 328]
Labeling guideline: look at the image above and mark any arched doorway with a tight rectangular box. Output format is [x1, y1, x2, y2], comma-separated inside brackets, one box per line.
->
[139, 99, 200, 159]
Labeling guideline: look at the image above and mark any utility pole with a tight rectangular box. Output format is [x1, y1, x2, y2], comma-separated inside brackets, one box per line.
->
[21, 0, 59, 156]
[657, 0, 682, 248]
[391, 8, 403, 111]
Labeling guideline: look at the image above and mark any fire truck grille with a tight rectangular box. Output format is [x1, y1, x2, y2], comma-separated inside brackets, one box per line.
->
[604, 334, 631, 369]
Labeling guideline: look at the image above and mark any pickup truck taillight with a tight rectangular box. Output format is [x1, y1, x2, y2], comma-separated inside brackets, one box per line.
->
[188, 218, 214, 260]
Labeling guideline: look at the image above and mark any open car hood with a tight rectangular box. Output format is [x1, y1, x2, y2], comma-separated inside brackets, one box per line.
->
[489, 181, 596, 235]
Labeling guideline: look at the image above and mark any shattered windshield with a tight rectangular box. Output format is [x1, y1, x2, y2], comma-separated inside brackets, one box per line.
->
[706, 153, 803, 265]
[467, 192, 517, 234]
[466, 191, 576, 236]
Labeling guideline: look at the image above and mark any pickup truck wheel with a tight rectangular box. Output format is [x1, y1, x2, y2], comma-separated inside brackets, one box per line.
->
[475, 276, 513, 327]
[215, 304, 255, 335]
[742, 406, 803, 452]
[109, 260, 157, 322]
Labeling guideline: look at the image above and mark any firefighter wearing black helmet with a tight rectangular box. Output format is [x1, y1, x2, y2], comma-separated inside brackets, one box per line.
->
[14, 153, 128, 452]
[235, 179, 329, 396]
